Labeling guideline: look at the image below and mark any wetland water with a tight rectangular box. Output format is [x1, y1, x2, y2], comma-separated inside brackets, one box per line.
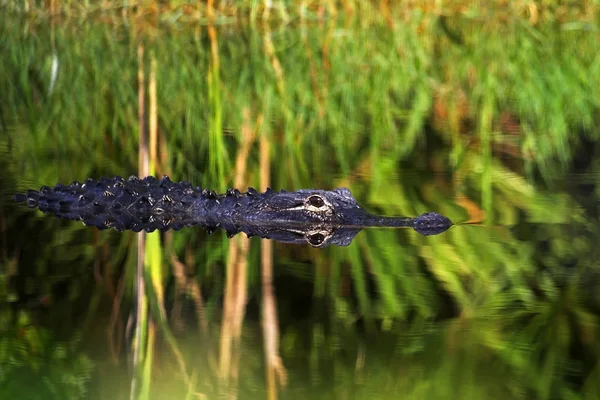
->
[1, 7, 600, 400]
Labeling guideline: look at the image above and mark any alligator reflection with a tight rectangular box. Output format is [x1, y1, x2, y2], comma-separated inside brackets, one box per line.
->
[15, 175, 453, 247]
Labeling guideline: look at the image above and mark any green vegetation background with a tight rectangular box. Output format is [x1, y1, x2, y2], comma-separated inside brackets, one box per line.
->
[1, 1, 600, 399]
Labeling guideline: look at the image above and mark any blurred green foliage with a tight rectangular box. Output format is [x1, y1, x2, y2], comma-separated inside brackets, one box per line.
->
[1, 1, 600, 399]
[0, 320, 93, 399]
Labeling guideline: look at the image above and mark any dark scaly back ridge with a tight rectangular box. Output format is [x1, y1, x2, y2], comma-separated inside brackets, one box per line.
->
[14, 175, 207, 232]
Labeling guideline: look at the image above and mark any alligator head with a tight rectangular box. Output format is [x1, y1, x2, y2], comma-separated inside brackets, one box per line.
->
[234, 187, 452, 236]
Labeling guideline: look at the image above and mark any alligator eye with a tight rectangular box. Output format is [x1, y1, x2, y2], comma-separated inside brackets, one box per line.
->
[307, 233, 326, 246]
[307, 195, 325, 208]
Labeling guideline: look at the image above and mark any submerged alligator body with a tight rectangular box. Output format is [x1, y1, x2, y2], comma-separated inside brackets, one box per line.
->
[15, 176, 452, 247]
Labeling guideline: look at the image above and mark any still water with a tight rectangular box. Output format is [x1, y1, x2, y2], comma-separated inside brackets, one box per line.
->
[2, 7, 600, 400]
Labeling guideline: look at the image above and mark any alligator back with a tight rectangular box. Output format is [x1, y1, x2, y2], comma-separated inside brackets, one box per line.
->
[14, 176, 203, 232]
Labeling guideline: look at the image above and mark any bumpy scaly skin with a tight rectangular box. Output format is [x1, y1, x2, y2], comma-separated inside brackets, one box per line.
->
[15, 175, 453, 245]
[15, 176, 204, 232]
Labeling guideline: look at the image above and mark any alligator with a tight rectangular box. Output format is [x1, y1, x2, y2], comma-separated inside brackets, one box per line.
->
[14, 175, 453, 247]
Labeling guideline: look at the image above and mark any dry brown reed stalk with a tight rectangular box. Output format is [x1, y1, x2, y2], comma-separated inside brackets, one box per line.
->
[380, 0, 394, 27]
[207, 0, 215, 21]
[263, 30, 285, 93]
[130, 43, 147, 400]
[137, 44, 147, 175]
[188, 281, 208, 331]
[218, 108, 257, 391]
[302, 29, 326, 118]
[93, 226, 118, 360]
[164, 205, 209, 335]
[169, 252, 209, 335]
[159, 126, 168, 177]
[260, 133, 287, 400]
[102, 230, 130, 363]
[108, 275, 126, 363]
[149, 55, 158, 172]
